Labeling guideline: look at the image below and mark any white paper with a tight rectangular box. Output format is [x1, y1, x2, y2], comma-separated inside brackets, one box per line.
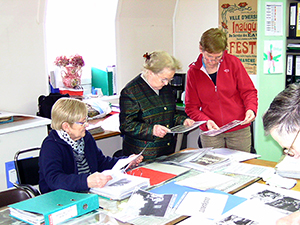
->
[209, 148, 261, 162]
[175, 172, 234, 191]
[223, 162, 275, 180]
[214, 200, 284, 224]
[265, 2, 283, 36]
[175, 192, 228, 219]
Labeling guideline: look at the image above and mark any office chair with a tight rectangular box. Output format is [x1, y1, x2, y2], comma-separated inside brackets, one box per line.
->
[0, 188, 32, 208]
[14, 147, 41, 196]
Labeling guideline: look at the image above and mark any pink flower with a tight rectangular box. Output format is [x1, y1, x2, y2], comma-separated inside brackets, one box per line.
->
[54, 56, 69, 67]
[54, 54, 85, 67]
[69, 54, 85, 67]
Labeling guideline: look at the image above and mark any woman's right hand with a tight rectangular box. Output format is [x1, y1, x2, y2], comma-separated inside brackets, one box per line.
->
[207, 120, 220, 130]
[153, 124, 171, 138]
[87, 172, 112, 188]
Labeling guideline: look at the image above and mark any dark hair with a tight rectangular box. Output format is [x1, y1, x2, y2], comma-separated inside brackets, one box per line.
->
[200, 28, 227, 53]
[263, 83, 300, 135]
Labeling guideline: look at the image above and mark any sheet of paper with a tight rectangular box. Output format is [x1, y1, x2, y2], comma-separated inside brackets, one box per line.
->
[209, 148, 261, 162]
[175, 172, 234, 191]
[175, 192, 228, 219]
[223, 162, 275, 180]
[214, 200, 284, 224]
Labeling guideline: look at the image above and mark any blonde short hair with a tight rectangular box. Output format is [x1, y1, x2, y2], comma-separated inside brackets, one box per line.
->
[51, 98, 87, 130]
[143, 50, 181, 74]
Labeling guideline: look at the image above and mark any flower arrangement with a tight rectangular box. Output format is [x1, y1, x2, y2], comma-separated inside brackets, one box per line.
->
[54, 54, 85, 68]
[54, 54, 85, 88]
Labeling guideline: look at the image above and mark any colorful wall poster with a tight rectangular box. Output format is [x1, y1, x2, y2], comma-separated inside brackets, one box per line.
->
[263, 40, 283, 74]
[219, 0, 257, 75]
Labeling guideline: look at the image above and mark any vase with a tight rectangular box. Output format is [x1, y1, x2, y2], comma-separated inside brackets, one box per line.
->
[61, 66, 82, 88]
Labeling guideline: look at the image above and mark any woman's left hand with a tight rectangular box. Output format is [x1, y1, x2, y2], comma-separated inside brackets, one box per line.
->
[241, 109, 256, 125]
[183, 118, 195, 126]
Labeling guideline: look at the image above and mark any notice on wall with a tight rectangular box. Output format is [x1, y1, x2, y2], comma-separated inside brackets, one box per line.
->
[263, 40, 283, 74]
[265, 2, 283, 36]
[219, 0, 257, 75]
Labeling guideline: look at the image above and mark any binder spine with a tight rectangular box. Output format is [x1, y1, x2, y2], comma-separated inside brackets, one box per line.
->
[289, 3, 297, 38]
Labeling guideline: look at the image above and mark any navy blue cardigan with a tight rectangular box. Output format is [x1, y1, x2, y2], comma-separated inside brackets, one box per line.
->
[39, 130, 119, 193]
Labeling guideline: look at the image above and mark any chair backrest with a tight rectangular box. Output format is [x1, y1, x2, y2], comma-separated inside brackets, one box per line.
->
[14, 148, 40, 186]
[0, 188, 32, 208]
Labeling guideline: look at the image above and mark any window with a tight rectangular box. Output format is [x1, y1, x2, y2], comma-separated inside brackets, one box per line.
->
[45, 0, 118, 84]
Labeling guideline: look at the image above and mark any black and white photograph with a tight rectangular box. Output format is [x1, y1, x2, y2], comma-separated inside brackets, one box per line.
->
[250, 189, 300, 213]
[127, 189, 174, 217]
[216, 214, 258, 225]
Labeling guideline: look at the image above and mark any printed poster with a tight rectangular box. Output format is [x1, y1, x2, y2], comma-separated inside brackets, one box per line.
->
[219, 0, 257, 75]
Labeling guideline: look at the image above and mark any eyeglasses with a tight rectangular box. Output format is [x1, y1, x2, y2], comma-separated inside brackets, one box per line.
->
[74, 117, 89, 127]
[283, 130, 300, 157]
[203, 51, 223, 63]
[155, 74, 174, 85]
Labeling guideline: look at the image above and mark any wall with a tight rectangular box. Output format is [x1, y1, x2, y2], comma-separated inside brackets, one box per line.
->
[0, 0, 48, 115]
[115, 0, 219, 91]
[254, 0, 286, 162]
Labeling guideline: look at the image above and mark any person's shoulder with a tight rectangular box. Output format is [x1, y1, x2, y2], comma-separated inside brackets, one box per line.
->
[188, 54, 202, 70]
[121, 74, 144, 93]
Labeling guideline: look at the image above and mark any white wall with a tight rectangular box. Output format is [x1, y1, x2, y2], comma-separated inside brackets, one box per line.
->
[116, 0, 219, 91]
[0, 0, 48, 115]
[0, 0, 219, 115]
[174, 0, 219, 72]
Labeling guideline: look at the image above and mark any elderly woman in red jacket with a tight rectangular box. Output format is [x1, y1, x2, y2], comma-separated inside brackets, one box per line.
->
[185, 28, 258, 152]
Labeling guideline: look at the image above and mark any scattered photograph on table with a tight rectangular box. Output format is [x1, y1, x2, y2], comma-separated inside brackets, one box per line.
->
[127, 189, 174, 217]
[250, 189, 300, 213]
[216, 214, 258, 225]
[191, 153, 227, 166]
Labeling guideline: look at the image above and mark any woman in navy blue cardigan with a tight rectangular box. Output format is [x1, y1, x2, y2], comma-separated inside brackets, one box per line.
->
[39, 98, 142, 193]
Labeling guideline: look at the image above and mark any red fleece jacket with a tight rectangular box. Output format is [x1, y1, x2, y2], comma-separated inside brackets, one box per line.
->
[185, 50, 258, 132]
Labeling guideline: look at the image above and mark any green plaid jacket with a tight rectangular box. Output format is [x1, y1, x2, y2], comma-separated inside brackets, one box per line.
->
[119, 74, 187, 160]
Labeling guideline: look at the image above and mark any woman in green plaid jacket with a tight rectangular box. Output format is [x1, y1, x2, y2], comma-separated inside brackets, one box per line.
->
[119, 51, 194, 160]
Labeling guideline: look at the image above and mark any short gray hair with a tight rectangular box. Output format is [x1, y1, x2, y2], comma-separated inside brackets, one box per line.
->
[263, 83, 300, 136]
[51, 98, 87, 130]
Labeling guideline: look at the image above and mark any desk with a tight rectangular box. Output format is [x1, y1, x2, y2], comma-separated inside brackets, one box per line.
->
[89, 114, 122, 157]
[0, 114, 51, 191]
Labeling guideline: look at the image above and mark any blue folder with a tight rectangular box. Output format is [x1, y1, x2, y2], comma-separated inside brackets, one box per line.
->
[150, 181, 247, 214]
[9, 189, 99, 225]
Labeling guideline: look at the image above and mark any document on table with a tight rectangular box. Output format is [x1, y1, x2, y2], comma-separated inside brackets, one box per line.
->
[223, 162, 275, 179]
[175, 192, 228, 219]
[175, 172, 234, 191]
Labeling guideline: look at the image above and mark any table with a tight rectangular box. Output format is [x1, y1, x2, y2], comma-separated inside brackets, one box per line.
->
[1, 157, 299, 225]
